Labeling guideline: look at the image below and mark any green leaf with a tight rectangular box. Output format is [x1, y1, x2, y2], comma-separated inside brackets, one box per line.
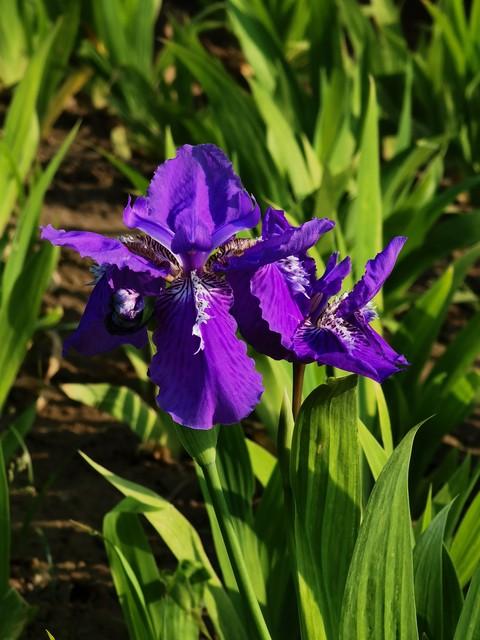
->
[0, 26, 59, 233]
[394, 61, 413, 154]
[413, 503, 453, 640]
[358, 419, 388, 481]
[374, 383, 393, 455]
[1, 404, 36, 464]
[425, 310, 480, 396]
[104, 512, 157, 640]
[353, 77, 382, 289]
[453, 563, 480, 640]
[0, 0, 29, 86]
[91, 0, 162, 76]
[0, 588, 35, 640]
[253, 354, 291, 437]
[2, 122, 79, 304]
[97, 147, 149, 193]
[61, 383, 169, 445]
[254, 463, 297, 639]
[0, 242, 58, 413]
[0, 445, 9, 594]
[250, 79, 319, 198]
[339, 427, 420, 640]
[158, 560, 209, 640]
[450, 491, 480, 587]
[442, 546, 464, 638]
[246, 439, 276, 487]
[81, 453, 247, 640]
[393, 266, 453, 385]
[104, 508, 162, 639]
[291, 375, 361, 640]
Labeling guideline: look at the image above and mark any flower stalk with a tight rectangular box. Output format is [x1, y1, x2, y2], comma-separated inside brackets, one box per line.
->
[292, 361, 306, 421]
[202, 461, 272, 640]
[176, 426, 272, 640]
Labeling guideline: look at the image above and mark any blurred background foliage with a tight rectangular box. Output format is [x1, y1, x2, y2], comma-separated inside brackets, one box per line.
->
[1, 0, 480, 637]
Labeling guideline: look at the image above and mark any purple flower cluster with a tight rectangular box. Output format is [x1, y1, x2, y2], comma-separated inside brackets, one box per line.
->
[42, 144, 408, 429]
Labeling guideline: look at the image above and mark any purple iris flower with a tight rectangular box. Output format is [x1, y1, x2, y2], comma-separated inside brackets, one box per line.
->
[227, 209, 408, 382]
[41, 144, 334, 428]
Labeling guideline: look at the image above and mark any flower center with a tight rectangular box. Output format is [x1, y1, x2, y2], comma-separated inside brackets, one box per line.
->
[315, 297, 355, 345]
[120, 234, 180, 276]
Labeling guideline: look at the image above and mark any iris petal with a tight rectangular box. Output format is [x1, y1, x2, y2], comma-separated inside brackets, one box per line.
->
[64, 272, 147, 356]
[224, 216, 335, 270]
[41, 225, 171, 278]
[293, 319, 408, 383]
[229, 266, 300, 360]
[146, 144, 258, 258]
[150, 274, 263, 429]
[338, 236, 406, 317]
[123, 196, 175, 249]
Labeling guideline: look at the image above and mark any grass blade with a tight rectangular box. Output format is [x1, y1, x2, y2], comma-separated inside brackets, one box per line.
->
[339, 427, 420, 640]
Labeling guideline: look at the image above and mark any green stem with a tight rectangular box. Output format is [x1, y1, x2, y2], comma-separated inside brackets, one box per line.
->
[292, 362, 306, 421]
[202, 461, 272, 640]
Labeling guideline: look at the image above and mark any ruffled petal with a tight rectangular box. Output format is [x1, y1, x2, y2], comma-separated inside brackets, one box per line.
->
[41, 225, 171, 279]
[338, 237, 407, 317]
[146, 144, 258, 257]
[293, 319, 408, 382]
[224, 216, 335, 271]
[150, 274, 263, 429]
[64, 272, 148, 356]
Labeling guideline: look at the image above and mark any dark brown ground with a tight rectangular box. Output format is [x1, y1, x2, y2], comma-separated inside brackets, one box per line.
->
[7, 105, 210, 640]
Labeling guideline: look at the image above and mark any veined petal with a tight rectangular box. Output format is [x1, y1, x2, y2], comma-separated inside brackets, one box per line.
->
[64, 272, 147, 356]
[146, 144, 258, 258]
[229, 269, 297, 361]
[150, 274, 263, 429]
[293, 318, 408, 382]
[41, 225, 171, 279]
[338, 236, 407, 317]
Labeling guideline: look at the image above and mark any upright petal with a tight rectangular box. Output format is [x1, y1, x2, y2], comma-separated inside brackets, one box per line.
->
[338, 237, 406, 317]
[64, 272, 147, 356]
[41, 225, 171, 279]
[310, 254, 351, 322]
[145, 144, 259, 258]
[150, 274, 263, 429]
[262, 207, 291, 237]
